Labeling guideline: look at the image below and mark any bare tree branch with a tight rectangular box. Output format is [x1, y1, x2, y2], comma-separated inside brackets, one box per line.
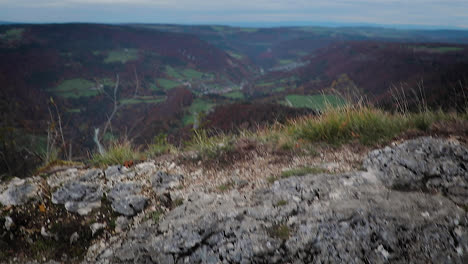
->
[51, 100, 68, 160]
[101, 74, 120, 138]
[133, 66, 140, 97]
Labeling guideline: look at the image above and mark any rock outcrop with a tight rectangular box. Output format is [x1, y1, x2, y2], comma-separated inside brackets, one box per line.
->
[0, 177, 41, 206]
[364, 137, 468, 205]
[1, 137, 467, 263]
[86, 137, 468, 264]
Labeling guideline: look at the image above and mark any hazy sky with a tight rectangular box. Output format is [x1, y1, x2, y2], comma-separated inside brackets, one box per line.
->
[1, 0, 467, 28]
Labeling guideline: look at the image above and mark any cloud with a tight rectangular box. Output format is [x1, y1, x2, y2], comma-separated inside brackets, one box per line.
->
[0, 0, 466, 28]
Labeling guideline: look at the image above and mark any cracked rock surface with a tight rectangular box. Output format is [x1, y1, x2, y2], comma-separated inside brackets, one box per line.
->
[364, 137, 468, 205]
[0, 177, 41, 206]
[52, 181, 104, 215]
[108, 182, 148, 216]
[86, 137, 468, 264]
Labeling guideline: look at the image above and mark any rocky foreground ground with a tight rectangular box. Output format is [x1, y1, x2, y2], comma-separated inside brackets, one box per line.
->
[1, 137, 467, 263]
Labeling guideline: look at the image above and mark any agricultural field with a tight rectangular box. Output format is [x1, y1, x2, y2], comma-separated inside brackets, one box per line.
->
[182, 69, 205, 79]
[183, 98, 216, 126]
[47, 78, 98, 98]
[104, 49, 139, 64]
[120, 96, 166, 105]
[148, 82, 160, 91]
[227, 51, 244, 60]
[278, 59, 295, 65]
[157, 78, 180, 90]
[273, 86, 286, 92]
[257, 81, 275, 87]
[0, 28, 24, 42]
[165, 66, 184, 79]
[239, 28, 259, 33]
[410, 45, 463, 53]
[223, 91, 244, 100]
[283, 94, 346, 111]
[66, 108, 82, 113]
[292, 51, 309, 57]
[165, 66, 209, 80]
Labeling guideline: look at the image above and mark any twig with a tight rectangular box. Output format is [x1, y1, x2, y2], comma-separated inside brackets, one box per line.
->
[102, 74, 120, 138]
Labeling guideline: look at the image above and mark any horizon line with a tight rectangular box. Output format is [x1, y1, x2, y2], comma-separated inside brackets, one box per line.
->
[1, 20, 467, 31]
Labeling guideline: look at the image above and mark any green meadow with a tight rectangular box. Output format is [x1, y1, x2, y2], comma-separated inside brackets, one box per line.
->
[48, 78, 98, 98]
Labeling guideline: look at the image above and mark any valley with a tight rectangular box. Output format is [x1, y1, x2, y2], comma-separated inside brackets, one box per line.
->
[1, 23, 468, 178]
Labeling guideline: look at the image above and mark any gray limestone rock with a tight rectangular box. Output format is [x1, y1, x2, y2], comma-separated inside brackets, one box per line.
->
[151, 171, 183, 194]
[0, 177, 40, 206]
[51, 181, 103, 215]
[108, 182, 148, 216]
[115, 216, 130, 233]
[364, 137, 468, 204]
[90, 223, 107, 236]
[105, 165, 135, 180]
[90, 137, 468, 264]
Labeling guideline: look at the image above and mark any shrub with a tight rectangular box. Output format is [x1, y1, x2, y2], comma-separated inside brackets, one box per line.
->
[290, 106, 406, 145]
[189, 129, 234, 160]
[91, 141, 142, 167]
[407, 110, 452, 131]
[145, 133, 177, 158]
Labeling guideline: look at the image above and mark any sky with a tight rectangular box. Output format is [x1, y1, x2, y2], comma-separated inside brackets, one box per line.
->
[0, 0, 467, 29]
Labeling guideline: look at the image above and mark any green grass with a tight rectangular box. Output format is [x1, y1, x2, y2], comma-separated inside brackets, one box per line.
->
[182, 69, 205, 79]
[120, 96, 165, 105]
[278, 59, 295, 65]
[289, 106, 404, 145]
[224, 91, 244, 100]
[157, 78, 180, 90]
[217, 181, 234, 192]
[284, 94, 346, 111]
[91, 141, 142, 167]
[166, 66, 208, 80]
[146, 211, 162, 224]
[189, 129, 234, 160]
[227, 51, 244, 60]
[268, 224, 291, 240]
[273, 86, 286, 92]
[48, 78, 98, 98]
[267, 175, 279, 183]
[183, 99, 216, 126]
[189, 99, 216, 113]
[275, 200, 288, 207]
[411, 45, 463, 53]
[104, 49, 139, 64]
[1, 28, 24, 42]
[239, 28, 259, 33]
[257, 81, 275, 87]
[145, 134, 177, 158]
[149, 83, 160, 91]
[99, 78, 115, 87]
[165, 66, 184, 79]
[172, 198, 184, 208]
[281, 166, 327, 178]
[66, 108, 82, 113]
[293, 51, 309, 56]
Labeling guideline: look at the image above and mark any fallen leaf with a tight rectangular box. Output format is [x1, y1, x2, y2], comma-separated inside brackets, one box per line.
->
[39, 204, 46, 213]
[124, 160, 134, 168]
